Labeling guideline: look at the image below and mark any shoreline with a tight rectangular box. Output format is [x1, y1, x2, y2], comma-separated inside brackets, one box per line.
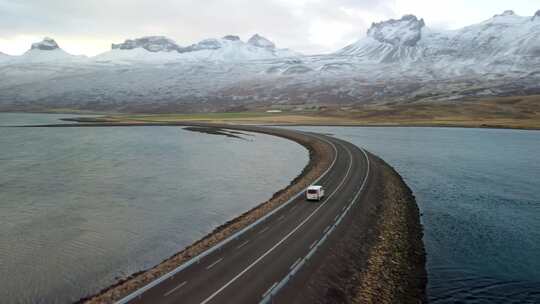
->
[60, 116, 540, 131]
[2, 112, 538, 130]
[77, 124, 335, 304]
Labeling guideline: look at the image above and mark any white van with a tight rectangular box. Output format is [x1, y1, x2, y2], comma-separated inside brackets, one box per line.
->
[306, 185, 325, 201]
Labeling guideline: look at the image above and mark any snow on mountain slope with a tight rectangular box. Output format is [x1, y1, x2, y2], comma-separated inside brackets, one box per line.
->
[94, 36, 184, 63]
[438, 10, 540, 63]
[92, 34, 298, 64]
[247, 34, 276, 49]
[338, 10, 540, 71]
[336, 11, 540, 66]
[0, 11, 539, 111]
[94, 48, 183, 64]
[178, 34, 299, 62]
[338, 15, 426, 62]
[534, 10, 540, 21]
[0, 52, 11, 62]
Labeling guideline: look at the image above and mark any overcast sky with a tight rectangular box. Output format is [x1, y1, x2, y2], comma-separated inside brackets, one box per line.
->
[0, 0, 538, 56]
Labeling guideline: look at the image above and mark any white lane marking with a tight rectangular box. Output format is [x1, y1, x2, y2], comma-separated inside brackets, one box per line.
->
[342, 206, 347, 212]
[236, 240, 250, 249]
[113, 131, 340, 304]
[334, 214, 340, 222]
[199, 138, 354, 304]
[258, 227, 270, 235]
[323, 225, 331, 234]
[163, 281, 187, 297]
[262, 282, 278, 299]
[290, 258, 301, 270]
[205, 258, 223, 270]
[309, 240, 318, 250]
[259, 141, 372, 303]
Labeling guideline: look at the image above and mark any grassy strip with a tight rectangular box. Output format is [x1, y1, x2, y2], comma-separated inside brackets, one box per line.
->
[74, 95, 540, 130]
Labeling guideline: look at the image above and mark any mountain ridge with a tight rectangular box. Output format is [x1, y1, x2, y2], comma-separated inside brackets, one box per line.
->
[0, 10, 539, 112]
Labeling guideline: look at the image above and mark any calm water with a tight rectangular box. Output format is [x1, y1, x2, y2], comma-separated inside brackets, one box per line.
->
[0, 113, 308, 304]
[296, 126, 540, 303]
[2, 115, 539, 304]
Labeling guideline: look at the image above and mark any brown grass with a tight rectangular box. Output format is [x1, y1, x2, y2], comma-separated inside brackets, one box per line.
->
[91, 95, 540, 130]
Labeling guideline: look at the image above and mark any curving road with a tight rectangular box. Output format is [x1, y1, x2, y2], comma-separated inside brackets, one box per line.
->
[115, 129, 370, 304]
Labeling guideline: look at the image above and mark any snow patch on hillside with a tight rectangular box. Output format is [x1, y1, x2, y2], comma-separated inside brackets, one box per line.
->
[94, 48, 183, 64]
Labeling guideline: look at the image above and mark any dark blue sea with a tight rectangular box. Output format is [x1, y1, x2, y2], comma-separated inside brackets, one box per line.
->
[297, 126, 540, 304]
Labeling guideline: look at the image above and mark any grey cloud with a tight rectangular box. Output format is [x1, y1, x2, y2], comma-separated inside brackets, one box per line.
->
[0, 0, 396, 53]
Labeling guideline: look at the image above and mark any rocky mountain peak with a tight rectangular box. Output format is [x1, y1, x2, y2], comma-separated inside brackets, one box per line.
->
[182, 38, 223, 52]
[533, 10, 540, 21]
[495, 10, 516, 17]
[247, 34, 276, 49]
[111, 36, 182, 52]
[367, 14, 425, 47]
[30, 37, 60, 51]
[222, 35, 241, 41]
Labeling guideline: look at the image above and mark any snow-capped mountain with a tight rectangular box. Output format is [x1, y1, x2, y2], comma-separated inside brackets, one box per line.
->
[10, 37, 87, 63]
[177, 34, 298, 62]
[247, 34, 276, 49]
[93, 34, 297, 63]
[0, 10, 539, 112]
[31, 37, 60, 50]
[444, 10, 540, 65]
[338, 14, 426, 62]
[338, 10, 540, 70]
[94, 36, 184, 63]
[112, 36, 183, 52]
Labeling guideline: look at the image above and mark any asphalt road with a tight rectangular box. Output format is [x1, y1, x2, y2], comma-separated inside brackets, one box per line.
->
[117, 130, 370, 304]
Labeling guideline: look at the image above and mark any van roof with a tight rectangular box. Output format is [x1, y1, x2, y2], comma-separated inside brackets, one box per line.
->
[307, 185, 322, 190]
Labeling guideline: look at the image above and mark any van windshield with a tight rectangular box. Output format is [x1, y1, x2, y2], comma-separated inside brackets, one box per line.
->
[307, 189, 318, 194]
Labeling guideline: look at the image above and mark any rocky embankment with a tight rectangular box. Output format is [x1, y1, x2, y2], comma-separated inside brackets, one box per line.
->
[291, 153, 427, 304]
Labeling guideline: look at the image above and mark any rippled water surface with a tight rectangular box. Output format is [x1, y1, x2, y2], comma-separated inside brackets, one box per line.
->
[295, 126, 540, 304]
[0, 113, 308, 304]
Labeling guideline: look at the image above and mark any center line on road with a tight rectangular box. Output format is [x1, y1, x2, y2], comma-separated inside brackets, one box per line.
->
[290, 258, 301, 270]
[206, 258, 223, 270]
[258, 227, 270, 235]
[199, 138, 354, 304]
[277, 215, 285, 221]
[163, 281, 187, 297]
[323, 225, 331, 234]
[309, 240, 318, 249]
[262, 282, 278, 299]
[236, 240, 249, 249]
